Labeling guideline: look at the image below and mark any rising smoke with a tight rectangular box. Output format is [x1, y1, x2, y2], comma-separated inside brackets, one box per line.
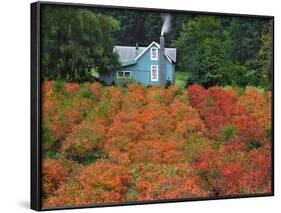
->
[161, 14, 171, 36]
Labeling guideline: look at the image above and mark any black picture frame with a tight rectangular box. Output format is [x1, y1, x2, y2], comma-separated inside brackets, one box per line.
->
[31, 1, 274, 211]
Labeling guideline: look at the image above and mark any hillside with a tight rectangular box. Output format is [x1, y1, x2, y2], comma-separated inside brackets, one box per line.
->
[41, 81, 272, 208]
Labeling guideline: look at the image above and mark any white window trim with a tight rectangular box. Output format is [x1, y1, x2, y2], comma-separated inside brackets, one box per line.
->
[151, 65, 158, 82]
[134, 41, 172, 63]
[150, 47, 158, 60]
[117, 71, 132, 79]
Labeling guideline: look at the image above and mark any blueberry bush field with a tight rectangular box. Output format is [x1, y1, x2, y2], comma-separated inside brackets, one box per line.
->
[41, 81, 272, 208]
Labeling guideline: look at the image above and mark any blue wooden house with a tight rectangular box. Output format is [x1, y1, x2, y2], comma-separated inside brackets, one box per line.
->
[99, 36, 177, 86]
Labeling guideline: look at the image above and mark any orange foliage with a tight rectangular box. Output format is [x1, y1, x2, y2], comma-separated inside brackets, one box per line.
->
[41, 81, 272, 208]
[188, 85, 237, 137]
[90, 82, 103, 100]
[61, 119, 106, 163]
[131, 163, 207, 201]
[42, 158, 81, 196]
[44, 161, 132, 207]
[65, 83, 80, 94]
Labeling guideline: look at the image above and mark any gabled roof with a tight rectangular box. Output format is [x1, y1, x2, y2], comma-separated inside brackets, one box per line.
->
[121, 60, 137, 67]
[113, 41, 177, 65]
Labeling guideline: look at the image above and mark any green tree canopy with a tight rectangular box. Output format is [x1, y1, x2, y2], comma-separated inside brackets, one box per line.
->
[258, 23, 273, 89]
[172, 15, 271, 88]
[172, 16, 233, 87]
[41, 6, 120, 82]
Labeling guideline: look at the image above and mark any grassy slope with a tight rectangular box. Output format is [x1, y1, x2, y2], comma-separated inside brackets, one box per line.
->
[175, 71, 190, 88]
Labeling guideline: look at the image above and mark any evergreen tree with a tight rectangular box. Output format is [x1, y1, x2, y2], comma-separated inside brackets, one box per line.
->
[41, 6, 120, 82]
[258, 22, 273, 89]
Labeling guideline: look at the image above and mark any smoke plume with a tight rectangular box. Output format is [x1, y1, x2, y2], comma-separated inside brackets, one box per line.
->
[161, 14, 171, 36]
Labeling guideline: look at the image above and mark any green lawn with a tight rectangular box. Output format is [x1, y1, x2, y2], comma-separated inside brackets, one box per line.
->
[175, 71, 191, 88]
[91, 68, 99, 78]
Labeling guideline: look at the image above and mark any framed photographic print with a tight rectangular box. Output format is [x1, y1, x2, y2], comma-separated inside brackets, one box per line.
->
[31, 1, 274, 211]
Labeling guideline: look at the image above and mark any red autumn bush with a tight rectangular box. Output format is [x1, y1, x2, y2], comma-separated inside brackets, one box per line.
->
[244, 147, 272, 193]
[44, 106, 82, 145]
[41, 81, 272, 208]
[42, 159, 68, 196]
[61, 119, 106, 163]
[124, 84, 146, 108]
[42, 80, 55, 98]
[90, 82, 103, 100]
[171, 101, 205, 137]
[44, 161, 132, 207]
[238, 88, 272, 131]
[188, 85, 237, 137]
[130, 139, 186, 164]
[65, 83, 80, 94]
[130, 163, 207, 201]
[42, 158, 81, 196]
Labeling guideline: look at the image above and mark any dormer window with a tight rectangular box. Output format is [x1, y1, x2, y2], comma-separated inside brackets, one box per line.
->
[150, 47, 158, 60]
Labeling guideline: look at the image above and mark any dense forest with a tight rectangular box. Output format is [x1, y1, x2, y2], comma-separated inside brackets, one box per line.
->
[173, 16, 272, 88]
[41, 5, 272, 88]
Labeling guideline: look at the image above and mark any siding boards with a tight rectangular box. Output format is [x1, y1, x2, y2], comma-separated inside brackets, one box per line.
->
[100, 43, 175, 86]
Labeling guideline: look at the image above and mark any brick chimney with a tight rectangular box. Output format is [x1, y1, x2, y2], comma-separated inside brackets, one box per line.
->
[160, 36, 165, 85]
[135, 42, 139, 57]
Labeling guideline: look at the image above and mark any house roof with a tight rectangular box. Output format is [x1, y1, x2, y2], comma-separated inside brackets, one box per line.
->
[121, 60, 137, 67]
[113, 41, 177, 65]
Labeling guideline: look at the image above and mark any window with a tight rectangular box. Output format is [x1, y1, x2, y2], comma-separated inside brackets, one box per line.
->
[124, 72, 131, 78]
[117, 71, 124, 78]
[150, 47, 158, 60]
[117, 71, 131, 78]
[151, 65, 158, 81]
